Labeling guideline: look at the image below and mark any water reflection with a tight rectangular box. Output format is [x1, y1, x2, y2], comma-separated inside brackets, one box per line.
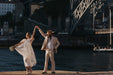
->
[93, 52, 113, 71]
[1, 49, 113, 72]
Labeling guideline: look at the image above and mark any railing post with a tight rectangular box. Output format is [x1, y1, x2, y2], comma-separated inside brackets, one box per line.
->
[93, 4, 95, 31]
[109, 7, 112, 48]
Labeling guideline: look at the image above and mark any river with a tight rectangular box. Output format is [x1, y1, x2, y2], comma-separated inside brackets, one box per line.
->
[0, 48, 113, 72]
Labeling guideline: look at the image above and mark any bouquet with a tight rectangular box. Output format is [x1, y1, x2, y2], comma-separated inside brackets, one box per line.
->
[9, 46, 15, 51]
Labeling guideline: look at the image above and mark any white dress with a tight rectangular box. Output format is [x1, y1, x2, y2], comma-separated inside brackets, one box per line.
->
[15, 38, 36, 67]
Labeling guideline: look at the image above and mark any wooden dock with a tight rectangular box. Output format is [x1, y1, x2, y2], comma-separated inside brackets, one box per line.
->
[0, 70, 113, 75]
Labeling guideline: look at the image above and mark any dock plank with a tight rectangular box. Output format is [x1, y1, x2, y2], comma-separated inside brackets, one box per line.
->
[1, 70, 113, 75]
[0, 70, 76, 75]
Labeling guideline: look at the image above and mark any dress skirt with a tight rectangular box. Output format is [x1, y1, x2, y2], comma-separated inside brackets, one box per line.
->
[15, 39, 36, 67]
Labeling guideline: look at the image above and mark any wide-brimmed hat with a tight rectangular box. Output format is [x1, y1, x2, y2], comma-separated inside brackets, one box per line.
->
[46, 30, 54, 35]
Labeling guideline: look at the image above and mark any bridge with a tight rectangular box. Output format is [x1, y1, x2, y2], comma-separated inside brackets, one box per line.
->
[22, 0, 112, 35]
[70, 0, 104, 34]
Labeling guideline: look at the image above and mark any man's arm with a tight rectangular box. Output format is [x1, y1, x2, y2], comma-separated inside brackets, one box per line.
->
[36, 26, 46, 38]
[55, 38, 60, 49]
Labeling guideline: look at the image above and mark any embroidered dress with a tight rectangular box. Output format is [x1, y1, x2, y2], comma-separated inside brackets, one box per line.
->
[15, 39, 36, 67]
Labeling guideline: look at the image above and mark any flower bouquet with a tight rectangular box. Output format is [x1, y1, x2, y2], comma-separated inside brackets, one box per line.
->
[9, 46, 15, 51]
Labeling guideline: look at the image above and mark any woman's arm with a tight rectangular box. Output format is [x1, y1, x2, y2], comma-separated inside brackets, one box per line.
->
[14, 39, 26, 47]
[31, 27, 36, 39]
[30, 27, 36, 43]
[14, 41, 24, 47]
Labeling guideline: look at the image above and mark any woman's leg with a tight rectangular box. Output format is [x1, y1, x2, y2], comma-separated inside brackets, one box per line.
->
[29, 66, 32, 73]
[25, 67, 29, 72]
[25, 67, 29, 74]
[24, 58, 31, 72]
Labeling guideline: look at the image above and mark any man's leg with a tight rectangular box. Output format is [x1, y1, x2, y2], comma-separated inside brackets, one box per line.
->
[43, 51, 49, 72]
[50, 51, 55, 72]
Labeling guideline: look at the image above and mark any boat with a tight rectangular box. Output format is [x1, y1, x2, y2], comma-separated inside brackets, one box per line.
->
[93, 46, 113, 51]
[93, 7, 113, 51]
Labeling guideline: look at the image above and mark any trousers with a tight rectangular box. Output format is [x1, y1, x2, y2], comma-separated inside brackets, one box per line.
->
[43, 50, 55, 72]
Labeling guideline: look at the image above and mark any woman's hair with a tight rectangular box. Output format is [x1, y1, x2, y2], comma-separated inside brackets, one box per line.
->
[26, 32, 31, 38]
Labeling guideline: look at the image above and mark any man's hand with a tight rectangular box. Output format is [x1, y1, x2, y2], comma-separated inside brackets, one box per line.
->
[35, 26, 40, 30]
[14, 45, 16, 48]
[54, 48, 57, 54]
[54, 47, 57, 50]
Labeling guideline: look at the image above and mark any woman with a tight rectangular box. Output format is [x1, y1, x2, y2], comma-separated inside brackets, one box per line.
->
[14, 27, 36, 74]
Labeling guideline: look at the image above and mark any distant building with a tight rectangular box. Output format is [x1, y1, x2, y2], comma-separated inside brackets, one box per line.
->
[0, 1, 24, 22]
[3, 21, 9, 35]
[0, 2, 15, 15]
[15, 2, 24, 22]
[0, 1, 24, 35]
[0, 0, 20, 2]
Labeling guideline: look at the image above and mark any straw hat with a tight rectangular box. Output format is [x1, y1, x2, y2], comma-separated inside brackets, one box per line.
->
[46, 30, 54, 35]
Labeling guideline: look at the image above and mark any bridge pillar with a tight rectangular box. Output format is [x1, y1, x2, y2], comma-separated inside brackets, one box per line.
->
[57, 16, 62, 32]
[48, 16, 52, 29]
[65, 17, 70, 32]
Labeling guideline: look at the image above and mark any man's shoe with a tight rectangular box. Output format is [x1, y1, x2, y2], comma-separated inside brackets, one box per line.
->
[42, 72, 47, 74]
[51, 72, 55, 74]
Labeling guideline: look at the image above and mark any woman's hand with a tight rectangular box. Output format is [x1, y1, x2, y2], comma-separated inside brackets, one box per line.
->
[35, 26, 40, 30]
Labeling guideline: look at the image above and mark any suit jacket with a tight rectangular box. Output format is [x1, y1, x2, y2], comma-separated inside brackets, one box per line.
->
[39, 29, 60, 51]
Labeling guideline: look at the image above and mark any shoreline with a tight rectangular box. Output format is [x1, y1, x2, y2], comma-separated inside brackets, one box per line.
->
[0, 40, 93, 49]
[0, 45, 93, 49]
[0, 34, 94, 50]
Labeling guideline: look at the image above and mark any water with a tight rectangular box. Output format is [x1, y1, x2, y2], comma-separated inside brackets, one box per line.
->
[0, 48, 113, 72]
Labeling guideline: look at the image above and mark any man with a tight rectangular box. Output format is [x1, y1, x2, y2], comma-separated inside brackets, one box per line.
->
[36, 26, 60, 74]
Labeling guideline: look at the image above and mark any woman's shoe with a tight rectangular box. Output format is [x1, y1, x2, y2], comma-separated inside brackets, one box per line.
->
[29, 70, 32, 74]
[26, 71, 29, 74]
